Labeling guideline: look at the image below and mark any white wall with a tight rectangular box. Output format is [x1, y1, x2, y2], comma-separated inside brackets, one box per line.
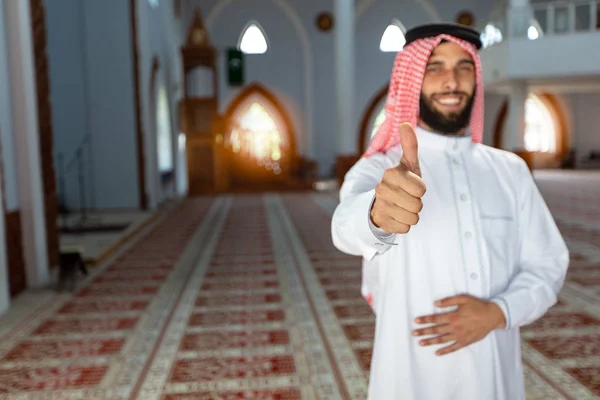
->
[137, 0, 185, 208]
[483, 93, 507, 146]
[46, 0, 140, 210]
[186, 0, 500, 176]
[563, 93, 600, 165]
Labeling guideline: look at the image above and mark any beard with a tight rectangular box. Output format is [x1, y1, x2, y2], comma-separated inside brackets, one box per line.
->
[419, 91, 474, 135]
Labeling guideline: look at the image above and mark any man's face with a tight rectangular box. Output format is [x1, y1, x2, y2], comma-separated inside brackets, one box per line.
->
[419, 41, 476, 135]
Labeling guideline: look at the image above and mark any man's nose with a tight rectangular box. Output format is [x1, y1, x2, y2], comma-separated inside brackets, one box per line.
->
[442, 70, 459, 91]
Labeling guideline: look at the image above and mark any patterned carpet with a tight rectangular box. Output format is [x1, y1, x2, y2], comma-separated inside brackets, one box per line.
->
[0, 170, 599, 399]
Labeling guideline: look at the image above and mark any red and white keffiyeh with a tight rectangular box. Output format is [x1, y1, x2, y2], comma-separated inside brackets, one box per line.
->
[364, 34, 484, 158]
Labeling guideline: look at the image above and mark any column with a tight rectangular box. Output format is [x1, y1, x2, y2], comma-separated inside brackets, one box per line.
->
[334, 0, 356, 156]
[0, 0, 13, 314]
[505, 81, 528, 151]
[0, 169, 8, 315]
[4, 0, 50, 288]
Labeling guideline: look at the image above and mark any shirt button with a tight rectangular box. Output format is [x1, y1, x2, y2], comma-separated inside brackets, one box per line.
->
[470, 273, 478, 280]
[465, 231, 472, 239]
[460, 194, 468, 202]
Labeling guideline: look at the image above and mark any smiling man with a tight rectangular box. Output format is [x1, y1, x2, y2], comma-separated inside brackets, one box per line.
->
[331, 23, 569, 399]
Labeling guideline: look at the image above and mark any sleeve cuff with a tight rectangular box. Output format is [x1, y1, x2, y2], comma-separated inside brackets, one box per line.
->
[346, 189, 397, 261]
[490, 297, 512, 331]
[368, 196, 397, 245]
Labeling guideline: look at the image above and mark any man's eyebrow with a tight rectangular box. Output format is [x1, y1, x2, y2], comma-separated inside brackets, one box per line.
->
[459, 59, 475, 65]
[426, 60, 444, 66]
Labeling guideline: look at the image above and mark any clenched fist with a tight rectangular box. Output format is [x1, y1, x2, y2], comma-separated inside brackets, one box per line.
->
[370, 123, 427, 234]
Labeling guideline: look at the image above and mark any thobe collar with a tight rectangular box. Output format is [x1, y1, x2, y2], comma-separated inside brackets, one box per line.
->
[416, 126, 473, 154]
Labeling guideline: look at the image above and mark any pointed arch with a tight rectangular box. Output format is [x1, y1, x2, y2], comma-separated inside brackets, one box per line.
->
[380, 20, 406, 52]
[358, 83, 389, 154]
[224, 83, 297, 159]
[238, 21, 269, 54]
[492, 93, 569, 169]
[222, 84, 298, 189]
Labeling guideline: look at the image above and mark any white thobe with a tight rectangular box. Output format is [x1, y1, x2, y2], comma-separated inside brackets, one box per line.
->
[331, 127, 569, 400]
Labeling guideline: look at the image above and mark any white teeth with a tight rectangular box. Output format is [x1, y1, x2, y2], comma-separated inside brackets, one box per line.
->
[438, 97, 460, 105]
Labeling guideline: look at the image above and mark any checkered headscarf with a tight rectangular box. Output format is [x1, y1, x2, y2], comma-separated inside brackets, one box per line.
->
[364, 34, 484, 157]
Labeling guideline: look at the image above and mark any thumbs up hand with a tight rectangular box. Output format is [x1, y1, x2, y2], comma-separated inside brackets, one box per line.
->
[370, 123, 426, 234]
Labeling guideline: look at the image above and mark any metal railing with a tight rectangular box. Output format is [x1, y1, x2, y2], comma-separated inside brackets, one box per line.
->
[481, 0, 600, 47]
[56, 134, 94, 226]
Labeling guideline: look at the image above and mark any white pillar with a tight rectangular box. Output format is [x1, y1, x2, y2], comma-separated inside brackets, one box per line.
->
[334, 0, 356, 155]
[0, 166, 8, 315]
[0, 0, 13, 314]
[4, 0, 50, 288]
[505, 81, 528, 151]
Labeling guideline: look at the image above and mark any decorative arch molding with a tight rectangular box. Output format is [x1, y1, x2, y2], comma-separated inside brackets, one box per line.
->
[415, 0, 443, 23]
[356, 0, 442, 23]
[356, 0, 377, 20]
[358, 83, 389, 154]
[223, 83, 298, 156]
[205, 0, 313, 156]
[492, 93, 569, 167]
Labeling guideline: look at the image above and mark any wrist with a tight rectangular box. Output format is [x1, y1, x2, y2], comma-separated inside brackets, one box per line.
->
[370, 198, 380, 228]
[488, 302, 506, 330]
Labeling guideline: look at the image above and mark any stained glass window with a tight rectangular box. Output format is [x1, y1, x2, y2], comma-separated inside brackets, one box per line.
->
[229, 102, 283, 174]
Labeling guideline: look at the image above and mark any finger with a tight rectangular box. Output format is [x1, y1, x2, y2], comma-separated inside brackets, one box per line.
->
[435, 294, 472, 308]
[399, 123, 422, 177]
[372, 213, 411, 234]
[419, 334, 455, 347]
[436, 342, 463, 356]
[412, 324, 452, 337]
[383, 166, 426, 199]
[414, 311, 455, 325]
[375, 181, 424, 214]
[374, 198, 419, 227]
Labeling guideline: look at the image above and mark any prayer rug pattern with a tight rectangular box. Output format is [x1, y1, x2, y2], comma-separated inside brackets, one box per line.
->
[0, 171, 599, 399]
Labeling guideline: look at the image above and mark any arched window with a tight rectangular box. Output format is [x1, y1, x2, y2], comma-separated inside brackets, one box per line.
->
[238, 22, 269, 54]
[380, 20, 406, 52]
[156, 85, 173, 172]
[525, 94, 556, 153]
[371, 107, 386, 139]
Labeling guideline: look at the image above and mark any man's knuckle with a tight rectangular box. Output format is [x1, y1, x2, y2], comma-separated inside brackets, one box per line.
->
[415, 198, 424, 213]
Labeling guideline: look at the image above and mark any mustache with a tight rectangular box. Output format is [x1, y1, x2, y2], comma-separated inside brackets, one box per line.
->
[432, 91, 470, 98]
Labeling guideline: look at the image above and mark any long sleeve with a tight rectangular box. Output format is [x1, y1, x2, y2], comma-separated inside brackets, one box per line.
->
[331, 154, 398, 261]
[491, 160, 569, 330]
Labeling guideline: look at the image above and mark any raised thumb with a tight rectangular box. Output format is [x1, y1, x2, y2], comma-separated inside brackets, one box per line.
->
[399, 123, 421, 177]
